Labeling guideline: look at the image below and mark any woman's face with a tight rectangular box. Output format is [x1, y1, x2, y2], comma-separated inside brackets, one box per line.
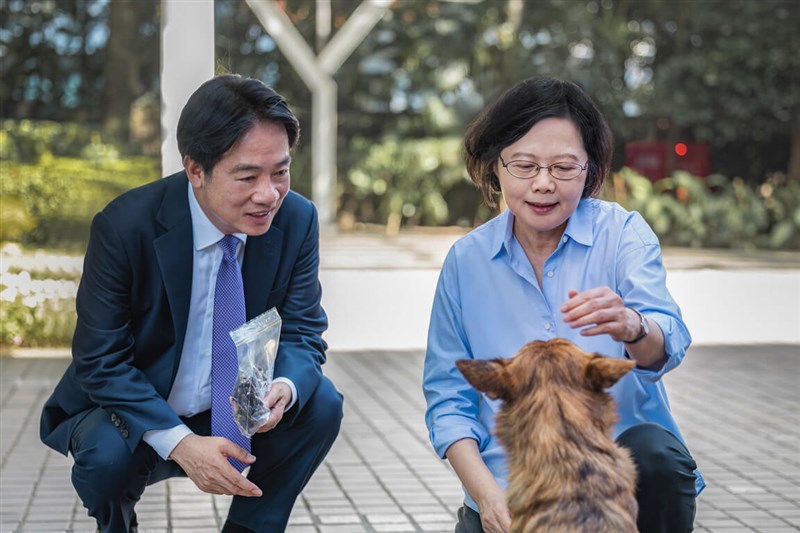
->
[496, 117, 588, 245]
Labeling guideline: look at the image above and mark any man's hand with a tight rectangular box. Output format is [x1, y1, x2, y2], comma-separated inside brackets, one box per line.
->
[169, 434, 262, 497]
[255, 381, 292, 433]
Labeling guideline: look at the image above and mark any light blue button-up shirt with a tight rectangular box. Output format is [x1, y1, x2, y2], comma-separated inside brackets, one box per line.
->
[423, 198, 704, 513]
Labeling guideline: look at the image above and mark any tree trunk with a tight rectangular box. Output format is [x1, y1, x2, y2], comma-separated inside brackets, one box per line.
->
[103, 1, 142, 143]
[789, 121, 800, 181]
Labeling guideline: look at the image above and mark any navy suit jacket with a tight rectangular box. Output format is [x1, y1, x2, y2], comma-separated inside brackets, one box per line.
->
[40, 172, 328, 456]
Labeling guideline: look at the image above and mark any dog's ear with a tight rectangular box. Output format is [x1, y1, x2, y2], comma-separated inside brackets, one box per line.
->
[585, 354, 636, 390]
[456, 358, 514, 401]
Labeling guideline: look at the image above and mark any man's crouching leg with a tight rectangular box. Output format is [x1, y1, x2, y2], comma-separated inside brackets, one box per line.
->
[70, 408, 162, 532]
[224, 376, 344, 532]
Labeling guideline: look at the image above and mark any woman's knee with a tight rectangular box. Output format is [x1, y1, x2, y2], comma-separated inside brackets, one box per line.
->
[617, 423, 696, 487]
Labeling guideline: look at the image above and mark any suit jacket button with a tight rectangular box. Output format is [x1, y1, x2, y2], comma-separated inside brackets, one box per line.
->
[111, 413, 118, 422]
[121, 429, 129, 438]
[114, 419, 121, 427]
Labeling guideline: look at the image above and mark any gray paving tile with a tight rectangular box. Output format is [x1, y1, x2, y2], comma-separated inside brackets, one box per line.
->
[2, 346, 798, 531]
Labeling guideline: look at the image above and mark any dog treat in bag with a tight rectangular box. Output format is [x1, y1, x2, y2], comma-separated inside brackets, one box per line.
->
[228, 307, 281, 437]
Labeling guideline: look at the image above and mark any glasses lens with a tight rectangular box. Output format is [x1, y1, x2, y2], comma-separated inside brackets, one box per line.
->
[550, 163, 582, 180]
[508, 161, 539, 179]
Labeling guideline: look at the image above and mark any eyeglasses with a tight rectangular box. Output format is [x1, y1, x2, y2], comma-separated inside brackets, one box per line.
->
[499, 156, 588, 181]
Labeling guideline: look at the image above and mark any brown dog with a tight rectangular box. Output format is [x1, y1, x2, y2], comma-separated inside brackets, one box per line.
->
[457, 338, 639, 533]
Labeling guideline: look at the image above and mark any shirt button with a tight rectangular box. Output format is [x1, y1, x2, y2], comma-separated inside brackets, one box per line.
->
[546, 270, 554, 278]
[562, 236, 568, 243]
[544, 323, 552, 331]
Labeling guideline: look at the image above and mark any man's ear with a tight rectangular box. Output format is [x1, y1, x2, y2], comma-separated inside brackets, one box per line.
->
[183, 156, 205, 188]
[585, 354, 635, 390]
[456, 358, 514, 402]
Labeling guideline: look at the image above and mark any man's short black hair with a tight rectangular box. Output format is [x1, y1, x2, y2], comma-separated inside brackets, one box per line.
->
[177, 74, 300, 176]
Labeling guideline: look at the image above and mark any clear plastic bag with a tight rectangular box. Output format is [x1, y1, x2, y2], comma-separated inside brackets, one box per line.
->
[228, 307, 281, 437]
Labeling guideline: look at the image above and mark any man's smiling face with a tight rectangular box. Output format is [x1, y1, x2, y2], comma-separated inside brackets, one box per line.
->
[186, 120, 291, 236]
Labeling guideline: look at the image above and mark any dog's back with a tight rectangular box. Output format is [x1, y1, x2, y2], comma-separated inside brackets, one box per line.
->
[458, 338, 638, 533]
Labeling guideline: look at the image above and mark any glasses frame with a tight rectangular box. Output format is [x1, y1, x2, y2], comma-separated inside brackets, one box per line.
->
[499, 155, 589, 181]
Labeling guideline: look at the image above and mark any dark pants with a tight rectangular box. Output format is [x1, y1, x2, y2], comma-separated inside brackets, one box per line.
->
[454, 423, 697, 533]
[70, 376, 343, 533]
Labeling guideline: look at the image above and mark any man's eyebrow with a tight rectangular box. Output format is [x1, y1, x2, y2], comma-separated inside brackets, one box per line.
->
[230, 163, 262, 173]
[230, 156, 291, 173]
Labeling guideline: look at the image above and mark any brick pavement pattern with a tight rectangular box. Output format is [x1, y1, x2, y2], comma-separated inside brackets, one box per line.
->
[1, 345, 798, 532]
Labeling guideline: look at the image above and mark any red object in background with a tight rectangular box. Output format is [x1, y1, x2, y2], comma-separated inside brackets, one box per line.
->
[625, 141, 710, 181]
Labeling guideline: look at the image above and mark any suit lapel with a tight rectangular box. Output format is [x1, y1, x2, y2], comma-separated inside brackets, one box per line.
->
[154, 174, 193, 374]
[242, 226, 283, 319]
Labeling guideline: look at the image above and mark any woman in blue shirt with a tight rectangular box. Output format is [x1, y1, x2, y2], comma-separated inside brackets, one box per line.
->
[423, 77, 702, 533]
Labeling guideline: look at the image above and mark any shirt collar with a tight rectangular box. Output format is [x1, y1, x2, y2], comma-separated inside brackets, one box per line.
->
[490, 209, 513, 259]
[187, 181, 248, 252]
[490, 198, 594, 258]
[563, 198, 594, 247]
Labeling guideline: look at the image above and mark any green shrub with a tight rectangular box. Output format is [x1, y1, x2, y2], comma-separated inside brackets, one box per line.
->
[2, 119, 96, 163]
[342, 136, 477, 233]
[1, 155, 159, 249]
[0, 290, 77, 348]
[605, 168, 800, 250]
[0, 196, 37, 241]
[0, 261, 80, 348]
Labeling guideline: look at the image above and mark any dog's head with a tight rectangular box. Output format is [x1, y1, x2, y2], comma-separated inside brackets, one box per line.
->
[456, 338, 635, 404]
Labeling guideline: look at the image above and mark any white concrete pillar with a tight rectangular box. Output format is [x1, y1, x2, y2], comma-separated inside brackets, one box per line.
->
[160, 0, 215, 176]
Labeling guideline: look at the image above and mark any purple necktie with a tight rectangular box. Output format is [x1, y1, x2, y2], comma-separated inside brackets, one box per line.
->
[211, 235, 251, 471]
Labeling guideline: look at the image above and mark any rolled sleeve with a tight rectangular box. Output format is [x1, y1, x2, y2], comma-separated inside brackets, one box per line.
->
[633, 312, 691, 381]
[429, 414, 490, 458]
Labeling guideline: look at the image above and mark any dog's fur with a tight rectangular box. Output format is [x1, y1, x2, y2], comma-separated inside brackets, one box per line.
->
[457, 338, 638, 533]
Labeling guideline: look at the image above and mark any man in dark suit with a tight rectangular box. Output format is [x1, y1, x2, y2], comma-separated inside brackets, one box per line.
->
[40, 75, 343, 532]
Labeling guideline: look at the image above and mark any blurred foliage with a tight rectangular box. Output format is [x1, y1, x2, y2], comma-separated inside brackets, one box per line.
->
[340, 136, 480, 232]
[0, 284, 76, 347]
[3, 0, 799, 248]
[216, 0, 800, 184]
[1, 120, 159, 251]
[0, 196, 37, 242]
[605, 168, 800, 249]
[0, 0, 160, 145]
[1, 119, 95, 162]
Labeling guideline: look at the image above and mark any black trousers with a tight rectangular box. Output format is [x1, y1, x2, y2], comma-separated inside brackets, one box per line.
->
[454, 423, 698, 533]
[70, 376, 343, 533]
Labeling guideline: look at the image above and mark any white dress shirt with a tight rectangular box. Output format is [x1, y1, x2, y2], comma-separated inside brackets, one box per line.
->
[143, 181, 296, 460]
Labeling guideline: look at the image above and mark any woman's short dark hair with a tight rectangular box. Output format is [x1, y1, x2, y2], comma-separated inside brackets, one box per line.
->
[464, 77, 613, 206]
[177, 74, 300, 176]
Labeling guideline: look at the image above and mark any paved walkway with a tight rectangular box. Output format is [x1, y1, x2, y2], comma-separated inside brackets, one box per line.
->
[1, 345, 798, 532]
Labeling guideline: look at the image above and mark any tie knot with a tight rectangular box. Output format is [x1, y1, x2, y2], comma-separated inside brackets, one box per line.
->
[219, 235, 240, 261]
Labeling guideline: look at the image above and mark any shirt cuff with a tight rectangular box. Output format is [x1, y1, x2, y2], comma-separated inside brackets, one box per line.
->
[143, 424, 193, 460]
[273, 377, 297, 411]
[430, 417, 490, 459]
[631, 314, 687, 382]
